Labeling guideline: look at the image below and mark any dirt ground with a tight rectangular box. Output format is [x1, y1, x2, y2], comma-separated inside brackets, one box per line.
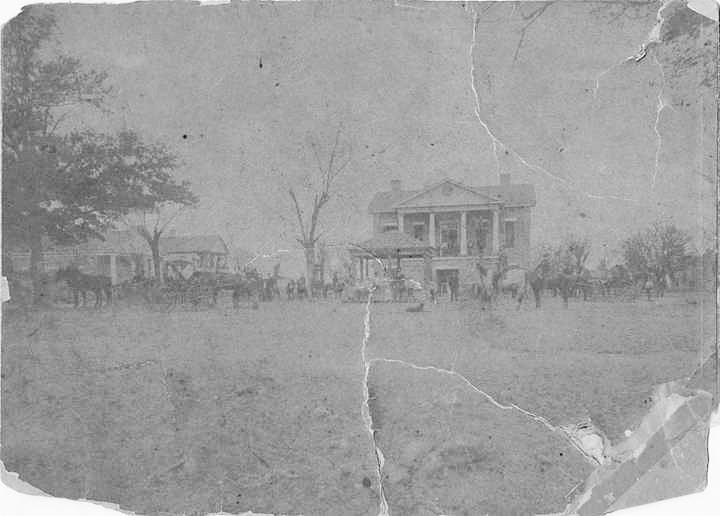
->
[1, 290, 715, 515]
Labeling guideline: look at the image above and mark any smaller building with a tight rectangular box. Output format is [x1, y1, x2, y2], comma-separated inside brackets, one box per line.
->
[160, 235, 229, 279]
[5, 230, 151, 285]
[676, 251, 716, 291]
[6, 231, 229, 284]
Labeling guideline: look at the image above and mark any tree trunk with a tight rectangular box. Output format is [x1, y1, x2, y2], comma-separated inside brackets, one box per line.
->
[29, 225, 44, 306]
[304, 243, 315, 289]
[150, 234, 162, 284]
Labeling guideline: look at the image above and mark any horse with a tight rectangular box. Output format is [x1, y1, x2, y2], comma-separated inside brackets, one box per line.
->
[296, 278, 309, 300]
[330, 274, 345, 300]
[213, 272, 260, 309]
[260, 276, 280, 301]
[56, 266, 113, 308]
[495, 266, 542, 310]
[472, 265, 496, 310]
[286, 279, 296, 300]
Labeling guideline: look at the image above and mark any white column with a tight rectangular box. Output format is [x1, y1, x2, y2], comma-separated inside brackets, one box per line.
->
[492, 209, 500, 255]
[109, 254, 118, 285]
[397, 212, 404, 233]
[460, 211, 468, 256]
[428, 213, 436, 247]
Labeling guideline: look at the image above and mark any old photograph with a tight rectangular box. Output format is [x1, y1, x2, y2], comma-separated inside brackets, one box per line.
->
[1, 1, 718, 515]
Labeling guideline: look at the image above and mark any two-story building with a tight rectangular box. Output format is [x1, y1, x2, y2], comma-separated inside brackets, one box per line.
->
[351, 175, 536, 291]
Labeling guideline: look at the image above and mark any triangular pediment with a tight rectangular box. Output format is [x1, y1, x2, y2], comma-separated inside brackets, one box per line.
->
[394, 180, 500, 209]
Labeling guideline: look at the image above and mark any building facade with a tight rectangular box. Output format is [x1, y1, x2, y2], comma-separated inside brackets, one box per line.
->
[5, 230, 151, 285]
[160, 235, 229, 279]
[6, 231, 229, 284]
[354, 175, 536, 289]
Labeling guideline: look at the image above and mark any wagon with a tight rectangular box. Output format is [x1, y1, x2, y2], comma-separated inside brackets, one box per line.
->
[143, 279, 218, 311]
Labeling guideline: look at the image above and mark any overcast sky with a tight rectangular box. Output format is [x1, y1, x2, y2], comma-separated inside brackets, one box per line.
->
[37, 0, 717, 266]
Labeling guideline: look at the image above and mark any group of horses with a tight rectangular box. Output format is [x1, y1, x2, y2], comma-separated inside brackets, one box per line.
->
[55, 267, 114, 308]
[54, 261, 666, 311]
[54, 265, 350, 310]
[469, 263, 664, 310]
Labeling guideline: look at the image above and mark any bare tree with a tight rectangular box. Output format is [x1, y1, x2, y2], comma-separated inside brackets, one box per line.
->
[132, 201, 196, 283]
[288, 127, 351, 285]
[511, 2, 555, 63]
[565, 235, 591, 274]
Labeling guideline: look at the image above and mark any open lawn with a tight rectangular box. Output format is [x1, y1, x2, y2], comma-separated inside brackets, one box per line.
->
[1, 291, 715, 515]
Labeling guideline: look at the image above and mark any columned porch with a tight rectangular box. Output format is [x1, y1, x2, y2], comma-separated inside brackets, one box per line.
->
[349, 231, 433, 282]
[396, 207, 501, 258]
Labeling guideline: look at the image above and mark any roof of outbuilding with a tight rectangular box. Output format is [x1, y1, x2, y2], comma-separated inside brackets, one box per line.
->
[8, 231, 229, 257]
[351, 230, 431, 256]
[160, 235, 228, 255]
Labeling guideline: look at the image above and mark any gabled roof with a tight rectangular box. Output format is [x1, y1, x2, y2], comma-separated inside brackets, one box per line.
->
[76, 230, 149, 255]
[351, 230, 431, 256]
[395, 179, 502, 209]
[367, 189, 422, 213]
[11, 230, 149, 255]
[368, 179, 535, 213]
[160, 235, 228, 255]
[477, 183, 536, 207]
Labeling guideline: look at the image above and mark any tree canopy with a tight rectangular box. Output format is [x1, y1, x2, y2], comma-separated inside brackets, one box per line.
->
[2, 10, 196, 254]
[622, 221, 690, 281]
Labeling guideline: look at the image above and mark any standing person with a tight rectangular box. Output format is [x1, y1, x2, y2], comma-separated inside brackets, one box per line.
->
[425, 278, 437, 304]
[449, 274, 458, 302]
[298, 275, 307, 299]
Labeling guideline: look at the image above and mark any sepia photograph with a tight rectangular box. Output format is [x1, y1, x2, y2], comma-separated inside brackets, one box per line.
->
[1, 1, 718, 515]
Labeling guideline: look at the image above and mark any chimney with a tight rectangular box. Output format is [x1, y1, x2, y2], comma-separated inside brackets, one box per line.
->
[390, 179, 402, 193]
[499, 173, 511, 186]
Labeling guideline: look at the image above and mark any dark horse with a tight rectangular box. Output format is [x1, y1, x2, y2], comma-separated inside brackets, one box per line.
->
[493, 264, 544, 309]
[216, 271, 262, 309]
[56, 266, 112, 308]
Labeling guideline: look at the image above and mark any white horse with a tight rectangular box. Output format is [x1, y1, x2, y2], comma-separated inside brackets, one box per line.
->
[496, 266, 532, 310]
[471, 266, 496, 310]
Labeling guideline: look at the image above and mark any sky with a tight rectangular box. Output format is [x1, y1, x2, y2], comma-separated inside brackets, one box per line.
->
[30, 0, 718, 267]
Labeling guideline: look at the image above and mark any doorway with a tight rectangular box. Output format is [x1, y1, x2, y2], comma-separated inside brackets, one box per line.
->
[435, 269, 459, 297]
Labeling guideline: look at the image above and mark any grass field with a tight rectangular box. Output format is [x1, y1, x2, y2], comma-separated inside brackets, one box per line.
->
[1, 290, 714, 515]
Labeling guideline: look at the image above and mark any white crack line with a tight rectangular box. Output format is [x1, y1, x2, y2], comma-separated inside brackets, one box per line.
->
[640, 0, 674, 58]
[593, 60, 627, 101]
[651, 54, 671, 190]
[393, 0, 425, 10]
[593, 0, 672, 98]
[466, 3, 504, 180]
[360, 287, 390, 516]
[590, 1, 674, 191]
[465, 4, 639, 204]
[368, 356, 600, 466]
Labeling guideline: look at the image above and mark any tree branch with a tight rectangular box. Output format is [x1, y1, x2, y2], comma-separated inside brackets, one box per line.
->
[289, 188, 308, 242]
[512, 2, 553, 64]
[158, 204, 185, 234]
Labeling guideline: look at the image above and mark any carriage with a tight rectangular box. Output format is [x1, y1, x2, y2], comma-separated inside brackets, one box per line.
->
[142, 275, 219, 311]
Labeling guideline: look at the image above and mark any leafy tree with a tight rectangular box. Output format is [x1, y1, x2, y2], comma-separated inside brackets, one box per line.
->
[622, 221, 690, 283]
[2, 10, 196, 302]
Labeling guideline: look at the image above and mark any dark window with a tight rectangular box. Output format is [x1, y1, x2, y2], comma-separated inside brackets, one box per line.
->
[504, 221, 516, 248]
[413, 224, 425, 241]
[383, 224, 398, 233]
